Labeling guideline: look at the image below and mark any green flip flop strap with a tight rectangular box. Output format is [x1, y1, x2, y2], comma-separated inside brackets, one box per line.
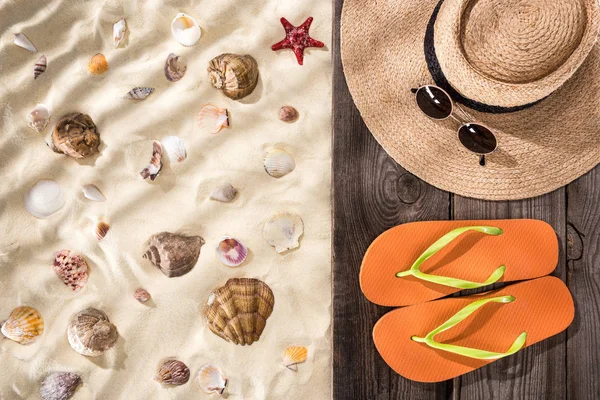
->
[395, 226, 506, 289]
[411, 295, 527, 360]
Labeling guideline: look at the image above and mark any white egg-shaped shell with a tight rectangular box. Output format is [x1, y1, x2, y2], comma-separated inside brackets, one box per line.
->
[161, 136, 187, 163]
[198, 364, 228, 395]
[263, 212, 304, 253]
[215, 236, 248, 267]
[209, 183, 237, 202]
[25, 180, 65, 218]
[171, 13, 201, 46]
[113, 19, 127, 48]
[13, 33, 37, 52]
[27, 103, 51, 133]
[264, 149, 295, 178]
[81, 184, 105, 202]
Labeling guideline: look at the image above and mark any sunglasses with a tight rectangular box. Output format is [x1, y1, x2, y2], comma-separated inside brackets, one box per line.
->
[411, 85, 497, 166]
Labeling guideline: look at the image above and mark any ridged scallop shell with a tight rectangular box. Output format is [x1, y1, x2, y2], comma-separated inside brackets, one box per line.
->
[155, 360, 190, 385]
[140, 141, 163, 181]
[88, 53, 108, 75]
[13, 33, 37, 52]
[113, 19, 127, 48]
[25, 179, 65, 219]
[40, 372, 81, 400]
[52, 250, 89, 292]
[171, 13, 201, 46]
[283, 346, 308, 371]
[164, 53, 187, 82]
[279, 106, 298, 122]
[209, 183, 237, 202]
[143, 232, 205, 278]
[197, 105, 229, 134]
[263, 212, 304, 253]
[122, 87, 154, 100]
[208, 54, 259, 100]
[51, 113, 101, 159]
[95, 221, 110, 241]
[161, 136, 187, 163]
[203, 278, 274, 346]
[34, 55, 47, 79]
[216, 237, 247, 267]
[27, 103, 51, 133]
[198, 364, 228, 395]
[134, 288, 151, 303]
[81, 184, 105, 202]
[67, 308, 118, 357]
[264, 149, 295, 178]
[1, 306, 44, 345]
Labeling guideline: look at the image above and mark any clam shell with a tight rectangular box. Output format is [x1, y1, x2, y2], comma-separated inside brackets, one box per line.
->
[279, 106, 298, 122]
[215, 237, 248, 267]
[113, 19, 127, 48]
[40, 372, 81, 400]
[1, 306, 44, 345]
[27, 103, 51, 133]
[122, 87, 154, 100]
[81, 184, 105, 202]
[203, 278, 274, 346]
[52, 250, 89, 292]
[67, 308, 118, 357]
[197, 105, 229, 134]
[264, 149, 295, 178]
[198, 364, 228, 395]
[164, 53, 187, 82]
[134, 288, 151, 303]
[95, 221, 110, 241]
[283, 346, 308, 371]
[263, 212, 304, 253]
[155, 360, 190, 385]
[171, 13, 201, 46]
[25, 179, 65, 219]
[143, 232, 205, 278]
[208, 53, 259, 100]
[51, 113, 101, 159]
[161, 136, 187, 163]
[140, 141, 163, 181]
[34, 55, 47, 79]
[13, 33, 37, 52]
[88, 53, 108, 75]
[209, 183, 237, 202]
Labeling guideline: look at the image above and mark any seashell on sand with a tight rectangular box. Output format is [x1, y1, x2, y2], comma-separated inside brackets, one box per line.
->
[51, 113, 101, 159]
[215, 237, 247, 267]
[263, 212, 304, 253]
[40, 372, 81, 400]
[88, 53, 108, 75]
[197, 105, 229, 134]
[34, 55, 47, 79]
[1, 306, 44, 345]
[67, 308, 118, 357]
[95, 221, 110, 241]
[279, 106, 298, 122]
[264, 149, 295, 178]
[164, 53, 187, 82]
[113, 19, 127, 48]
[161, 136, 187, 163]
[25, 179, 65, 219]
[198, 364, 228, 395]
[208, 53, 259, 100]
[209, 183, 237, 202]
[13, 33, 37, 52]
[81, 184, 105, 202]
[155, 360, 190, 385]
[134, 288, 151, 303]
[140, 141, 163, 181]
[122, 87, 154, 100]
[27, 103, 51, 133]
[143, 232, 205, 278]
[52, 250, 89, 293]
[171, 13, 201, 46]
[283, 346, 308, 371]
[203, 278, 274, 346]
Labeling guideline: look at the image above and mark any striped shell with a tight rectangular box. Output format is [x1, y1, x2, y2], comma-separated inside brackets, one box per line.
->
[198, 364, 228, 395]
[215, 237, 248, 267]
[52, 250, 89, 292]
[208, 54, 259, 100]
[140, 141, 163, 181]
[155, 360, 190, 385]
[283, 346, 308, 370]
[88, 53, 108, 75]
[263, 212, 304, 253]
[264, 149, 295, 178]
[67, 308, 118, 357]
[143, 232, 205, 278]
[34, 55, 47, 79]
[1, 306, 44, 345]
[197, 105, 229, 134]
[95, 221, 110, 241]
[40, 372, 81, 400]
[122, 87, 154, 100]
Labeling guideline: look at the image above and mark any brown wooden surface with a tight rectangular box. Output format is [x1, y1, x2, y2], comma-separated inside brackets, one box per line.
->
[332, 0, 600, 399]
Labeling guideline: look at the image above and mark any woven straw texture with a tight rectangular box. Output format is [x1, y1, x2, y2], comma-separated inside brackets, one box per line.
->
[341, 0, 600, 200]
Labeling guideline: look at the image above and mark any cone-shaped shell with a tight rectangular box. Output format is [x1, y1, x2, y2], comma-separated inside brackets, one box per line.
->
[215, 237, 247, 267]
[14, 33, 37, 52]
[197, 105, 230, 134]
[40, 372, 82, 400]
[208, 54, 259, 100]
[171, 13, 201, 46]
[143, 232, 205, 278]
[51, 113, 100, 159]
[52, 250, 89, 292]
[67, 308, 118, 357]
[203, 278, 274, 346]
[27, 103, 51, 133]
[164, 53, 186, 82]
[122, 87, 154, 100]
[155, 360, 190, 385]
[88, 53, 108, 75]
[264, 149, 295, 178]
[1, 306, 44, 345]
[263, 212, 304, 253]
[198, 364, 228, 395]
[283, 346, 308, 370]
[25, 179, 65, 218]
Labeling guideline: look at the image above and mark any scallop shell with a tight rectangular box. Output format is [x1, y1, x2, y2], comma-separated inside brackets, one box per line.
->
[122, 87, 154, 100]
[27, 103, 51, 133]
[198, 364, 228, 395]
[164, 53, 187, 82]
[203, 278, 274, 346]
[134, 288, 151, 303]
[283, 346, 308, 371]
[51, 113, 101, 159]
[40, 372, 81, 400]
[1, 306, 44, 345]
[197, 105, 229, 134]
[88, 53, 108, 75]
[264, 149, 295, 178]
[209, 183, 237, 202]
[113, 19, 127, 48]
[13, 33, 37, 52]
[208, 54, 259, 100]
[263, 212, 304, 253]
[25, 179, 65, 219]
[171, 13, 201, 46]
[216, 237, 248, 267]
[143, 232, 205, 278]
[52, 250, 89, 292]
[279, 106, 298, 122]
[161, 136, 187, 163]
[95, 221, 110, 241]
[140, 141, 163, 181]
[34, 55, 47, 79]
[67, 308, 118, 357]
[155, 360, 190, 385]
[81, 184, 105, 202]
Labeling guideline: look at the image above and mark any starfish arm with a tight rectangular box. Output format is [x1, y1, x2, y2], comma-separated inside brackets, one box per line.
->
[293, 47, 305, 66]
[271, 39, 293, 51]
[280, 17, 295, 31]
[300, 17, 314, 30]
[307, 38, 325, 48]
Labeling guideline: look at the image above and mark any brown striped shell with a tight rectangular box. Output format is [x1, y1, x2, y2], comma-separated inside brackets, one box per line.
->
[40, 372, 82, 400]
[50, 113, 100, 159]
[208, 54, 259, 100]
[67, 308, 118, 357]
[1, 306, 44, 345]
[143, 232, 205, 278]
[155, 360, 190, 385]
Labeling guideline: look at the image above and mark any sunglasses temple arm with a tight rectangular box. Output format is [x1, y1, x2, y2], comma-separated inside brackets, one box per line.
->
[455, 103, 475, 121]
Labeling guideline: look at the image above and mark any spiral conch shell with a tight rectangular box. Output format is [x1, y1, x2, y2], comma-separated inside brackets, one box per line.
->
[1, 306, 44, 345]
[51, 113, 101, 159]
[203, 278, 274, 346]
[143, 232, 205, 278]
[67, 308, 118, 356]
[39, 372, 82, 400]
[164, 53, 186, 82]
[208, 54, 259, 100]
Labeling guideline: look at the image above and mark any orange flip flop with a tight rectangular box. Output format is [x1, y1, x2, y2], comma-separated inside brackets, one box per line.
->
[360, 219, 558, 306]
[373, 276, 574, 383]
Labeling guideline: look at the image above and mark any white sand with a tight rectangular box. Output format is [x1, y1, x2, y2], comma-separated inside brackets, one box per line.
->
[0, 0, 331, 398]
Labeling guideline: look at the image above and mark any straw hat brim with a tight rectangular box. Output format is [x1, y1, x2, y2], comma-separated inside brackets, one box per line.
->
[341, 0, 600, 200]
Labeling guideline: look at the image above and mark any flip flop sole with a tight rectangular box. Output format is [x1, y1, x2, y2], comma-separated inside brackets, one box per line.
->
[360, 219, 558, 306]
[373, 277, 574, 383]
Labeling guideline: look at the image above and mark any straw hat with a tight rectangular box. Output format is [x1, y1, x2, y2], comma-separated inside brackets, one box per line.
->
[341, 0, 600, 200]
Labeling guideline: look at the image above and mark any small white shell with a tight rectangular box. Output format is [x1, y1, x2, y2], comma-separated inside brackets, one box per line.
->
[13, 33, 37, 52]
[27, 104, 51, 133]
[25, 180, 65, 219]
[264, 149, 295, 178]
[81, 184, 105, 202]
[198, 364, 228, 395]
[161, 136, 187, 163]
[209, 183, 237, 202]
[113, 19, 127, 48]
[263, 212, 304, 253]
[171, 13, 201, 46]
[216, 237, 248, 267]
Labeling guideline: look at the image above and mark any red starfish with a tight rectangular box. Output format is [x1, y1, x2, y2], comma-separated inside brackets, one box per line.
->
[271, 17, 325, 66]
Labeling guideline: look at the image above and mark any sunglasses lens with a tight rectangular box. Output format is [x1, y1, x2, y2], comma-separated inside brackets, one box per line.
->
[415, 86, 452, 119]
[458, 123, 497, 154]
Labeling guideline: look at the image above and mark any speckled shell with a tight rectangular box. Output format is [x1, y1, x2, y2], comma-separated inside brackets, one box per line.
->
[203, 278, 274, 346]
[1, 306, 44, 345]
[279, 106, 298, 122]
[67, 308, 118, 357]
[40, 372, 81, 400]
[52, 250, 89, 292]
[51, 113, 100, 159]
[208, 54, 259, 100]
[134, 288, 151, 303]
[198, 364, 228, 395]
[143, 232, 205, 278]
[155, 360, 190, 385]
